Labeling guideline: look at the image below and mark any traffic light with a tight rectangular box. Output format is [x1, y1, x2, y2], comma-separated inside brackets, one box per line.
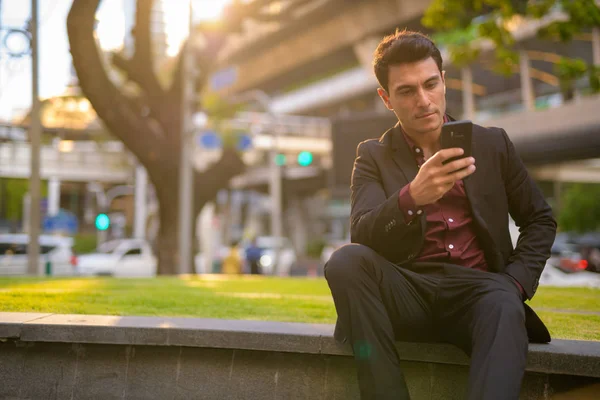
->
[297, 151, 313, 166]
[95, 213, 110, 231]
[274, 153, 286, 166]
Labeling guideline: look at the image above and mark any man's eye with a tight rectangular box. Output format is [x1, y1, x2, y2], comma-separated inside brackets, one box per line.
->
[426, 82, 437, 89]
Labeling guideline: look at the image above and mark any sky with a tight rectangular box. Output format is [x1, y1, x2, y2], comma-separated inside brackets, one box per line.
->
[0, 0, 232, 121]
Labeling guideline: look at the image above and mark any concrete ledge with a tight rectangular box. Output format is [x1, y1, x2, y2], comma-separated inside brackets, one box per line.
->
[1, 312, 599, 399]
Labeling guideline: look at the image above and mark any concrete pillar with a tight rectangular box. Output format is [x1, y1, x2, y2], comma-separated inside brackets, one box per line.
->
[230, 190, 244, 242]
[288, 195, 309, 256]
[47, 177, 61, 217]
[22, 193, 30, 233]
[198, 202, 216, 274]
[242, 191, 263, 239]
[353, 36, 381, 74]
[519, 50, 535, 111]
[593, 27, 600, 66]
[133, 164, 147, 239]
[461, 66, 475, 120]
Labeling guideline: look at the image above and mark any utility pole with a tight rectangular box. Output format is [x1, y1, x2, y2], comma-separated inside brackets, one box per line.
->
[177, 0, 194, 275]
[229, 90, 284, 274]
[27, 0, 41, 275]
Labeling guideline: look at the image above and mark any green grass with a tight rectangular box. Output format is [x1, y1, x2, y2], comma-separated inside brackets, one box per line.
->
[0, 276, 598, 341]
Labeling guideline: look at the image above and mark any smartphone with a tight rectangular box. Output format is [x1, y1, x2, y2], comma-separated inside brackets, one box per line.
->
[440, 120, 472, 165]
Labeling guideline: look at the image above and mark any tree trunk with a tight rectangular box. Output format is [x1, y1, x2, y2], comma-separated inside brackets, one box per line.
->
[68, 0, 244, 274]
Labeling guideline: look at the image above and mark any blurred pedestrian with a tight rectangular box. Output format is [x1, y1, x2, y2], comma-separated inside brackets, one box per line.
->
[245, 238, 263, 275]
[221, 241, 242, 275]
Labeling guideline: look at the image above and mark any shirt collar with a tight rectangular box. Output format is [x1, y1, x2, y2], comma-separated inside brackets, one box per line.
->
[399, 114, 449, 157]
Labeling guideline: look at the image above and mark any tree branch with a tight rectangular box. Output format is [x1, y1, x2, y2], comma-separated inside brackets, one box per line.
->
[130, 0, 166, 97]
[193, 147, 246, 217]
[67, 0, 169, 172]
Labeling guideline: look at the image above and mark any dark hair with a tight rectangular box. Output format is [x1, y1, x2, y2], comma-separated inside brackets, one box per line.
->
[373, 29, 443, 93]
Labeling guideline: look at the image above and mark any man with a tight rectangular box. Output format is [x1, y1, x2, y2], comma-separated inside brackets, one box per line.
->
[246, 238, 263, 274]
[324, 30, 556, 400]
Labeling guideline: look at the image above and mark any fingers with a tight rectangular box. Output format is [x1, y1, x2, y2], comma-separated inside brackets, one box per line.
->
[434, 148, 465, 164]
[448, 164, 476, 182]
[442, 156, 475, 174]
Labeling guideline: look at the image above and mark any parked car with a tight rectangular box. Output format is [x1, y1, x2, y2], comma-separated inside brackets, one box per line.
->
[547, 232, 600, 274]
[75, 239, 157, 277]
[0, 234, 76, 276]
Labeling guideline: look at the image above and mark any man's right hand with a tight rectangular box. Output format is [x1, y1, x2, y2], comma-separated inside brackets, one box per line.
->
[409, 148, 476, 206]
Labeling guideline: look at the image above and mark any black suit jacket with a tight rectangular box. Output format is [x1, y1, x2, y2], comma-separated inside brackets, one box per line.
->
[349, 121, 557, 342]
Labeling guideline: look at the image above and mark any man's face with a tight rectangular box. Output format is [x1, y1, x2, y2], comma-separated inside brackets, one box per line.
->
[377, 57, 446, 137]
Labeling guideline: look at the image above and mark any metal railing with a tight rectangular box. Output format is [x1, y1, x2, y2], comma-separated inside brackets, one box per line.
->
[0, 142, 133, 182]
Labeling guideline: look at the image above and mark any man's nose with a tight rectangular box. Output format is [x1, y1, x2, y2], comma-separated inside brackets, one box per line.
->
[416, 87, 430, 107]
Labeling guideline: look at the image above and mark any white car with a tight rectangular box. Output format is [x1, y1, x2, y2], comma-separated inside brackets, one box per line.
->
[75, 239, 156, 277]
[0, 234, 76, 276]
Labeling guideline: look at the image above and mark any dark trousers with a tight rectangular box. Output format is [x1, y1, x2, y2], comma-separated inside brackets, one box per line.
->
[325, 244, 528, 400]
[250, 261, 261, 275]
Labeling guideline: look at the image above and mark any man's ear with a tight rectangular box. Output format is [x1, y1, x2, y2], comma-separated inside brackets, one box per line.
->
[377, 88, 394, 111]
[442, 70, 446, 94]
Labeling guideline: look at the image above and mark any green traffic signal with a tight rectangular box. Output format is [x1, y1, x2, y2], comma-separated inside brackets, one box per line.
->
[275, 153, 286, 166]
[95, 213, 110, 231]
[297, 151, 313, 166]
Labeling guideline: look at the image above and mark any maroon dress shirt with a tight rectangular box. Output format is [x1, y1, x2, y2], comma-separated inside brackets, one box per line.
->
[397, 118, 488, 271]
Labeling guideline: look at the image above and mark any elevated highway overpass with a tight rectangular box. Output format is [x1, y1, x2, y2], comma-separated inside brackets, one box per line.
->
[2, 94, 599, 187]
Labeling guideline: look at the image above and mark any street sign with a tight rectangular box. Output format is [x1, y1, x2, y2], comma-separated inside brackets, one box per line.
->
[197, 131, 222, 149]
[210, 67, 237, 91]
[237, 134, 252, 151]
[43, 209, 78, 235]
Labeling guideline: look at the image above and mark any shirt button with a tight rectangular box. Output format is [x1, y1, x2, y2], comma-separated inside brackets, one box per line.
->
[448, 244, 454, 250]
[415, 148, 421, 153]
[408, 210, 414, 216]
[448, 218, 454, 223]
[417, 210, 423, 215]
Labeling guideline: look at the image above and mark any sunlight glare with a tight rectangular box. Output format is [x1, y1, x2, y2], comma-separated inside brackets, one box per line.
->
[163, 0, 233, 56]
[96, 1, 126, 51]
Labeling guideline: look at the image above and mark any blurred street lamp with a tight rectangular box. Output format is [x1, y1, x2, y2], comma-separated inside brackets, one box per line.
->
[3, 28, 31, 58]
[57, 140, 75, 153]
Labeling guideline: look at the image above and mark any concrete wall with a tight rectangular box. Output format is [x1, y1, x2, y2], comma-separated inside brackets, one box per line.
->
[1, 313, 599, 399]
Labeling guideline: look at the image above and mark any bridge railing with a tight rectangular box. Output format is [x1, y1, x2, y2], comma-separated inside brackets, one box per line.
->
[0, 142, 133, 182]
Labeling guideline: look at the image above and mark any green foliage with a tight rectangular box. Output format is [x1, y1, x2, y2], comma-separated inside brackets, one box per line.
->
[555, 57, 588, 96]
[432, 25, 481, 67]
[305, 238, 327, 259]
[72, 233, 98, 254]
[423, 0, 600, 93]
[589, 65, 600, 92]
[1, 179, 48, 220]
[558, 183, 600, 232]
[200, 90, 246, 150]
[201, 91, 242, 122]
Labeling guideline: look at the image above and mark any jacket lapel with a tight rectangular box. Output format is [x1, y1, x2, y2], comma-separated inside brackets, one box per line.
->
[386, 124, 419, 184]
[461, 129, 502, 269]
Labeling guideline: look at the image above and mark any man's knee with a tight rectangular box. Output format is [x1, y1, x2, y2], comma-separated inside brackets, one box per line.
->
[480, 291, 526, 323]
[324, 243, 379, 282]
